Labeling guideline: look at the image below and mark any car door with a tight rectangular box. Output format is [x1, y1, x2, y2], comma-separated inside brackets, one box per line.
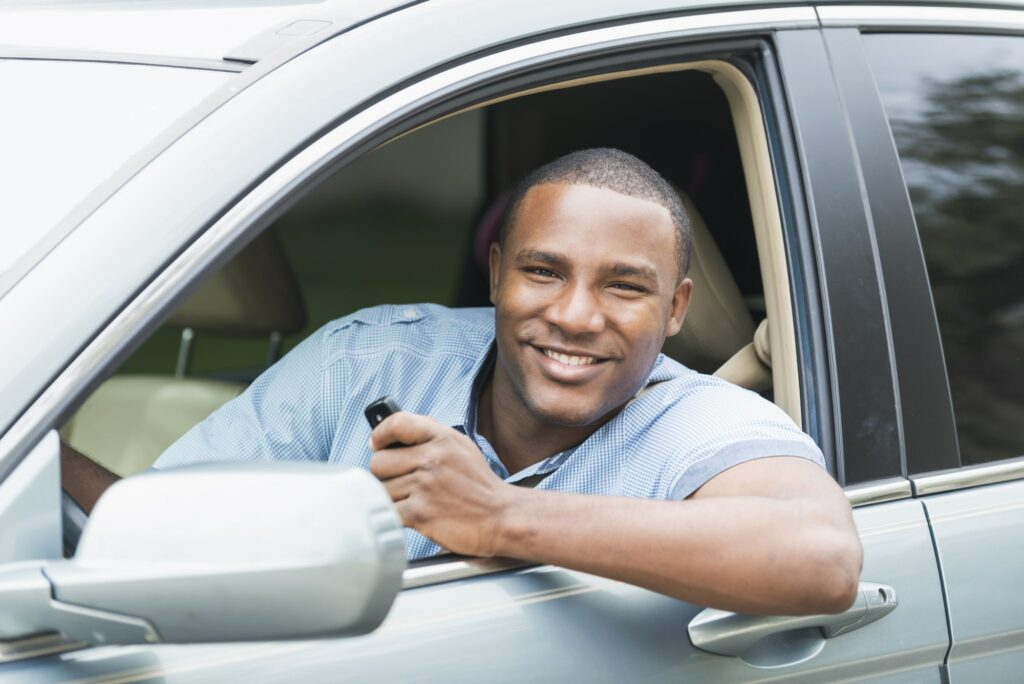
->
[817, 7, 1024, 681]
[1, 2, 951, 681]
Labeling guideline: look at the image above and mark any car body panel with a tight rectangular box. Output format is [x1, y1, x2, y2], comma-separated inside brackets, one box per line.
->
[0, 60, 234, 279]
[3, 0, 1023, 65]
[924, 480, 1024, 681]
[0, 432, 59, 566]
[0, 2, 396, 63]
[1, 498, 944, 682]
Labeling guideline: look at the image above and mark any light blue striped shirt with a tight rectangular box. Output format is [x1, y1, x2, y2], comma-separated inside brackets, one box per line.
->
[155, 304, 825, 560]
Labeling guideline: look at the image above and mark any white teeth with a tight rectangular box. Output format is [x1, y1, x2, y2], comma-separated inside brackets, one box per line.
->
[543, 349, 597, 366]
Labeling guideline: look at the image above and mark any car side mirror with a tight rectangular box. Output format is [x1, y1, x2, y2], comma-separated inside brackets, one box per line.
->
[0, 464, 406, 645]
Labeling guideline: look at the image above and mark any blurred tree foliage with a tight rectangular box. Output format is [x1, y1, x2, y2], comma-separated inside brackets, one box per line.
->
[890, 68, 1024, 463]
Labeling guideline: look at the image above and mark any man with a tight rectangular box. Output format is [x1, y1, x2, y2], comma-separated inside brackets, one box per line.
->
[64, 148, 862, 616]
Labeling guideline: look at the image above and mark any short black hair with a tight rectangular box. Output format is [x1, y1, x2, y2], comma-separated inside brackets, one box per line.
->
[499, 148, 692, 279]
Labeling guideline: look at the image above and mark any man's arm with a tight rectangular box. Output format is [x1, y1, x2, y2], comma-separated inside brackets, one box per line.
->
[493, 458, 861, 615]
[370, 412, 862, 616]
[60, 442, 120, 514]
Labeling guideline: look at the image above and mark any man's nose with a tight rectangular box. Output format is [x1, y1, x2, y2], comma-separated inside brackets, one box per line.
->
[544, 282, 605, 335]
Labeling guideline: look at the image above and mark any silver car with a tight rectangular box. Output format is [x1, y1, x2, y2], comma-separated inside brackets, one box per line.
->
[1, 0, 1022, 681]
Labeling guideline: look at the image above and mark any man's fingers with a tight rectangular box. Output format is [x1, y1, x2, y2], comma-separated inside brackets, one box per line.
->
[394, 497, 429, 530]
[380, 472, 419, 502]
[369, 447, 420, 480]
[370, 411, 447, 451]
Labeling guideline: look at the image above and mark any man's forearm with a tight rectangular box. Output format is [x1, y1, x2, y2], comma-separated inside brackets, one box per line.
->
[60, 442, 120, 514]
[494, 488, 861, 616]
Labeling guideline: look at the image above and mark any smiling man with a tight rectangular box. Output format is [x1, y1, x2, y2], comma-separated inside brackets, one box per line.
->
[69, 148, 862, 616]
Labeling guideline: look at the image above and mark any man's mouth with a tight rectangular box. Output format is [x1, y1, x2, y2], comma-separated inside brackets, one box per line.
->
[542, 349, 601, 366]
[529, 344, 611, 383]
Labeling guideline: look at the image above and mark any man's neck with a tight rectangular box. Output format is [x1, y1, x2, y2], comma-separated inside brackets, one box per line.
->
[476, 369, 612, 477]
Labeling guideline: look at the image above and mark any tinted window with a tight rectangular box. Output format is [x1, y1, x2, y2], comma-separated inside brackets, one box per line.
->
[865, 33, 1024, 465]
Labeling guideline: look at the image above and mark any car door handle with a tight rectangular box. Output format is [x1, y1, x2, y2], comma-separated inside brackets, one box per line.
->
[688, 582, 898, 657]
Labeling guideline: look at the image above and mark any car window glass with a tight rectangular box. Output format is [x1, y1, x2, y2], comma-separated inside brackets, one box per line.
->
[865, 33, 1024, 465]
[0, 60, 230, 277]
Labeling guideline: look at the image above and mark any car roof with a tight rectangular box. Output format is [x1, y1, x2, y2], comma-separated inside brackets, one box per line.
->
[3, 0, 1023, 68]
[0, 0, 421, 66]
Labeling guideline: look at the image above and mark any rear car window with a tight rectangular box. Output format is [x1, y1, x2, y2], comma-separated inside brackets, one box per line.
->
[0, 60, 231, 278]
[865, 33, 1024, 465]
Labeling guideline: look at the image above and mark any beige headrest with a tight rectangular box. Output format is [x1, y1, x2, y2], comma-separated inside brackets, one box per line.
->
[169, 230, 307, 336]
[662, 192, 755, 373]
[714, 319, 771, 392]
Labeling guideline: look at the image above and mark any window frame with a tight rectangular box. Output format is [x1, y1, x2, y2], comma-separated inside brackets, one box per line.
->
[821, 27, 961, 478]
[775, 28, 906, 487]
[818, 5, 1024, 493]
[2, 11, 853, 590]
[0, 8, 823, 471]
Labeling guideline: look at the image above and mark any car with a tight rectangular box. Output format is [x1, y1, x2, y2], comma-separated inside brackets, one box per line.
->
[1, 0, 1022, 681]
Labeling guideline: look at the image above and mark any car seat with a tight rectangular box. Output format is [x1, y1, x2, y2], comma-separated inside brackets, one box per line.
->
[60, 231, 307, 476]
[664, 191, 772, 391]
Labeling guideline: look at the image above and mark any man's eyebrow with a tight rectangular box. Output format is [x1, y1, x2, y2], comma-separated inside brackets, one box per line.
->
[514, 249, 568, 266]
[610, 263, 659, 281]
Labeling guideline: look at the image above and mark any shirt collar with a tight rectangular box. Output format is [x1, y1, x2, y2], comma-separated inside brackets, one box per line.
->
[433, 340, 496, 434]
[434, 337, 688, 460]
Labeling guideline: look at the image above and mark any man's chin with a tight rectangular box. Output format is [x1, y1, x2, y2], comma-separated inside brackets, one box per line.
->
[524, 392, 619, 429]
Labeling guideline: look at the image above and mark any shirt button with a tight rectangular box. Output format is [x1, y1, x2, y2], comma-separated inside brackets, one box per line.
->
[402, 307, 419, 319]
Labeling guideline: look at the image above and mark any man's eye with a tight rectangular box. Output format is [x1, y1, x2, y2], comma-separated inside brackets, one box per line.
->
[610, 283, 646, 294]
[526, 267, 558, 278]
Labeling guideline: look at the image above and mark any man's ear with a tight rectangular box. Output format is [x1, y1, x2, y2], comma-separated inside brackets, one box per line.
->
[666, 277, 693, 337]
[488, 242, 503, 305]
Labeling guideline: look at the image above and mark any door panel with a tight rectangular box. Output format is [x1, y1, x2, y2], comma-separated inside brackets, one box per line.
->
[17, 498, 945, 682]
[924, 480, 1024, 682]
[0, 431, 60, 565]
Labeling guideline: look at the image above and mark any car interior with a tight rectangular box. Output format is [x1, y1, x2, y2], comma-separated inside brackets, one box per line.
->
[60, 61, 801, 484]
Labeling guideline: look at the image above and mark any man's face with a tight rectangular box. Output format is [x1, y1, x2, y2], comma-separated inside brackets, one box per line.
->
[489, 183, 692, 428]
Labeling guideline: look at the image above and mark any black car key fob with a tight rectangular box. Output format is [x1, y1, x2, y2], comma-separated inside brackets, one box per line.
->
[365, 396, 403, 448]
[365, 396, 402, 429]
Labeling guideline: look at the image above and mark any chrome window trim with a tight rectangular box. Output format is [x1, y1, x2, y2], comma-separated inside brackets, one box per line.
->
[817, 5, 1024, 33]
[402, 556, 536, 590]
[0, 49, 247, 72]
[912, 455, 1024, 496]
[0, 4, 815, 474]
[0, 633, 86, 665]
[844, 477, 912, 507]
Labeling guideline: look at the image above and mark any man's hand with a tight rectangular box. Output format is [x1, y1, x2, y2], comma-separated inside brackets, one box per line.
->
[369, 412, 517, 557]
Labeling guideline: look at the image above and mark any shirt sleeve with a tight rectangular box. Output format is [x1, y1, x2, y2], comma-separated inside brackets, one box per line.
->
[153, 326, 329, 469]
[656, 380, 826, 500]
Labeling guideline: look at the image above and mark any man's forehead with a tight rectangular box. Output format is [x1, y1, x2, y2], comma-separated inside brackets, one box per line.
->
[515, 184, 672, 237]
[511, 184, 674, 266]
[521, 182, 669, 215]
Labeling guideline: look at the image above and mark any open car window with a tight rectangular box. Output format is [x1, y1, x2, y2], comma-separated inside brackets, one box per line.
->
[61, 59, 809, 493]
